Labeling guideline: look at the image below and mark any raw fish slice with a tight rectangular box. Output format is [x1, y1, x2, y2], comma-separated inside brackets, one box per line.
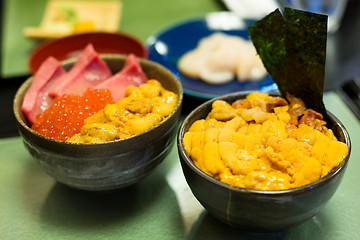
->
[94, 54, 148, 101]
[199, 34, 246, 84]
[199, 69, 234, 84]
[235, 44, 267, 82]
[205, 34, 247, 72]
[48, 44, 112, 97]
[21, 57, 65, 124]
[178, 50, 209, 79]
[178, 32, 267, 84]
[178, 33, 225, 79]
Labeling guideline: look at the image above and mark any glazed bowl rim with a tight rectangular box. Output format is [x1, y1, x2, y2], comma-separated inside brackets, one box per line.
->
[177, 90, 351, 196]
[14, 54, 183, 146]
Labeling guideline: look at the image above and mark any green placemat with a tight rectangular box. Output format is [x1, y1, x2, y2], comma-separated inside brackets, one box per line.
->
[1, 92, 359, 239]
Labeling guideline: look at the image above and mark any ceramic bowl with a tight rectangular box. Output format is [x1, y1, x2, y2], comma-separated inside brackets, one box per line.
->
[29, 32, 148, 74]
[177, 91, 351, 232]
[14, 55, 183, 191]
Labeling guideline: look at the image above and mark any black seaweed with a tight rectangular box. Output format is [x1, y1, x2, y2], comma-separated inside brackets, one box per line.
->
[248, 7, 328, 115]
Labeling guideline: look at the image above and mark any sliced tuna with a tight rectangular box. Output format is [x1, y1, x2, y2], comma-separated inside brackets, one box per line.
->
[48, 44, 112, 97]
[94, 54, 148, 101]
[21, 57, 65, 125]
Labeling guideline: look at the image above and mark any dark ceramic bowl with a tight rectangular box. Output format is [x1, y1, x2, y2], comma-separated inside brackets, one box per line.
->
[177, 91, 351, 232]
[14, 55, 183, 191]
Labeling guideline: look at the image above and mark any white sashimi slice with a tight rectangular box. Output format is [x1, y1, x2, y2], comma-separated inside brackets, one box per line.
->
[178, 50, 209, 79]
[177, 32, 267, 85]
[196, 32, 228, 51]
[236, 43, 267, 82]
[205, 36, 247, 73]
[178, 33, 226, 79]
[200, 68, 234, 84]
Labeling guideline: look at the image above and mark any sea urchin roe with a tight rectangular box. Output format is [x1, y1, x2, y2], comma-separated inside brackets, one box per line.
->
[183, 92, 349, 190]
[67, 79, 178, 143]
[31, 88, 114, 141]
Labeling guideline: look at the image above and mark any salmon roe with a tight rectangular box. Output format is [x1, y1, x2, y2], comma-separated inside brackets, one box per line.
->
[31, 88, 114, 141]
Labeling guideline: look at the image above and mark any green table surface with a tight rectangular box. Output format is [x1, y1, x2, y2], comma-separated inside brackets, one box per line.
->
[1, 92, 360, 240]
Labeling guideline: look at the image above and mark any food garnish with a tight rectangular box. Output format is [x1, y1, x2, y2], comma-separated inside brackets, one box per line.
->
[32, 88, 113, 141]
[248, 8, 328, 115]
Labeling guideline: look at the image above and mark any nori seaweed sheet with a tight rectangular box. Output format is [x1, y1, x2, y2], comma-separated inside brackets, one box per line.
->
[285, 8, 327, 114]
[248, 9, 286, 92]
[248, 7, 328, 115]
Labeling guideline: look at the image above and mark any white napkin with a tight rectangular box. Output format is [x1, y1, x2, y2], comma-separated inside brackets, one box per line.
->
[222, 0, 280, 19]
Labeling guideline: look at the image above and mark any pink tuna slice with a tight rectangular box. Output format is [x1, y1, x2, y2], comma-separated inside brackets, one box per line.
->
[94, 54, 148, 101]
[21, 57, 66, 125]
[48, 43, 112, 97]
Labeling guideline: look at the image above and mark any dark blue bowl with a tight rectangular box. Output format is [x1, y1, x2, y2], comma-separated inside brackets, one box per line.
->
[177, 91, 351, 232]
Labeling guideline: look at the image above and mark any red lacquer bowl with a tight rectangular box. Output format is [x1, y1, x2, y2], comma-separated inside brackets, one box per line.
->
[29, 32, 148, 74]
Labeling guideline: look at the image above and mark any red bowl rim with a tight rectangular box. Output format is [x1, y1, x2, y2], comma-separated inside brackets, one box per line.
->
[28, 31, 148, 74]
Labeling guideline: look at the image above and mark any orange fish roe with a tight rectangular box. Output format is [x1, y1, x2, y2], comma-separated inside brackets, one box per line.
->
[32, 88, 114, 141]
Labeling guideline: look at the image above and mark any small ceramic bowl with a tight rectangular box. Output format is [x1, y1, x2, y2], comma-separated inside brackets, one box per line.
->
[14, 55, 183, 191]
[29, 32, 148, 74]
[177, 91, 351, 232]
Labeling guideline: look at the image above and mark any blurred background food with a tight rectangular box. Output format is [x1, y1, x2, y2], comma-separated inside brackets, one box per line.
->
[23, 0, 122, 38]
[177, 32, 267, 85]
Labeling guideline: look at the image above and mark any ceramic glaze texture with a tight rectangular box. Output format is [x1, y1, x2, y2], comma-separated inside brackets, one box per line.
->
[177, 92, 351, 232]
[14, 55, 183, 191]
